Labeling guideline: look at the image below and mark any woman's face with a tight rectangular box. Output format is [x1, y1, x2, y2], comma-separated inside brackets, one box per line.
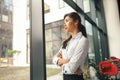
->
[64, 16, 77, 33]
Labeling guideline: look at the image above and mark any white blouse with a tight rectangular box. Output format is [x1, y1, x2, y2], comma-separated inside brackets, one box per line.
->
[53, 32, 89, 74]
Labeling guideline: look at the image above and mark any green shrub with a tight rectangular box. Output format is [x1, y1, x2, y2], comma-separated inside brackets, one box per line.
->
[6, 49, 21, 57]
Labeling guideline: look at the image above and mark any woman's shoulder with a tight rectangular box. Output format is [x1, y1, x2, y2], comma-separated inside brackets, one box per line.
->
[78, 35, 89, 46]
[80, 35, 88, 42]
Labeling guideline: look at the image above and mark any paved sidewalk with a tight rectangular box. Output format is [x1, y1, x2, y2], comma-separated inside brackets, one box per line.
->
[47, 64, 63, 80]
[47, 73, 63, 80]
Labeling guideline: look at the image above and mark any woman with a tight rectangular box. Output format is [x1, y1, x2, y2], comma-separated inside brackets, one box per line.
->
[53, 12, 89, 80]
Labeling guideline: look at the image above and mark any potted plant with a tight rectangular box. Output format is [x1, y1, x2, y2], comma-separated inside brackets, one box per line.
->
[6, 49, 21, 57]
[5, 49, 21, 65]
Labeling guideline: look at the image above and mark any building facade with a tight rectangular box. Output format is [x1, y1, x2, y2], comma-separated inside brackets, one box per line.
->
[0, 0, 13, 58]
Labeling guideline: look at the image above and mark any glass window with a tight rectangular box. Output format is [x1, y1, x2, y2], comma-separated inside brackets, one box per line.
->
[83, 0, 90, 13]
[0, 14, 2, 21]
[45, 29, 52, 42]
[4, 0, 13, 11]
[26, 29, 30, 64]
[52, 41, 61, 55]
[8, 10, 12, 23]
[2, 14, 8, 22]
[98, 31, 102, 61]
[45, 24, 62, 79]
[58, 0, 64, 8]
[52, 27, 61, 41]
[2, 2, 8, 22]
[46, 42, 53, 64]
[44, 0, 92, 80]
[2, 0, 13, 23]
[61, 27, 70, 41]
[73, 0, 77, 2]
[58, 0, 68, 9]
[0, 1, 1, 21]
[85, 20, 95, 61]
[0, 0, 30, 80]
[26, 7, 29, 20]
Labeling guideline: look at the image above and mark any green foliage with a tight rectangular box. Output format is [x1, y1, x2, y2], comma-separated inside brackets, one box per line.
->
[6, 49, 21, 57]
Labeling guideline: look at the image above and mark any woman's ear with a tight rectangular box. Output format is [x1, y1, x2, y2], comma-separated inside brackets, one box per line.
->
[75, 20, 79, 26]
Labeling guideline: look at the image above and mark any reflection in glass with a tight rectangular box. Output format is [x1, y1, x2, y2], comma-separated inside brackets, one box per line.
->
[52, 41, 61, 55]
[58, 0, 68, 8]
[98, 31, 102, 61]
[46, 42, 53, 64]
[52, 27, 61, 41]
[45, 23, 63, 80]
[61, 27, 70, 41]
[85, 20, 95, 61]
[44, 0, 92, 80]
[83, 0, 90, 13]
[58, 0, 64, 8]
[45, 29, 52, 42]
[2, 14, 8, 22]
[1, 0, 13, 23]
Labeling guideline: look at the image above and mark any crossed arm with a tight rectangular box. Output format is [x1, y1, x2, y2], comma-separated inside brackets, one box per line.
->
[56, 52, 69, 66]
[56, 52, 81, 74]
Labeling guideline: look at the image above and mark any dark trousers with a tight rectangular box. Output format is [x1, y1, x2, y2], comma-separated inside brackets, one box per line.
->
[63, 74, 84, 80]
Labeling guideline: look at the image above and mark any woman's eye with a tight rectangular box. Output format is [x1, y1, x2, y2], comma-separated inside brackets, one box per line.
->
[65, 19, 68, 22]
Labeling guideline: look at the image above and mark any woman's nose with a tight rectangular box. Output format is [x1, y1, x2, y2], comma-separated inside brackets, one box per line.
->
[64, 23, 66, 27]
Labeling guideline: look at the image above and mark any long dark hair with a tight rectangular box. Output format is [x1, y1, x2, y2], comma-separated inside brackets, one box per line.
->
[62, 12, 87, 49]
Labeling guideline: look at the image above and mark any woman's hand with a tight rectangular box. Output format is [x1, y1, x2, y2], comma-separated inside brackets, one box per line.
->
[57, 58, 70, 67]
[75, 67, 81, 74]
[57, 52, 62, 58]
[56, 52, 69, 67]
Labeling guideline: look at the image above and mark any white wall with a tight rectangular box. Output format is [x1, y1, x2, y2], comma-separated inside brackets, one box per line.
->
[103, 0, 120, 58]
